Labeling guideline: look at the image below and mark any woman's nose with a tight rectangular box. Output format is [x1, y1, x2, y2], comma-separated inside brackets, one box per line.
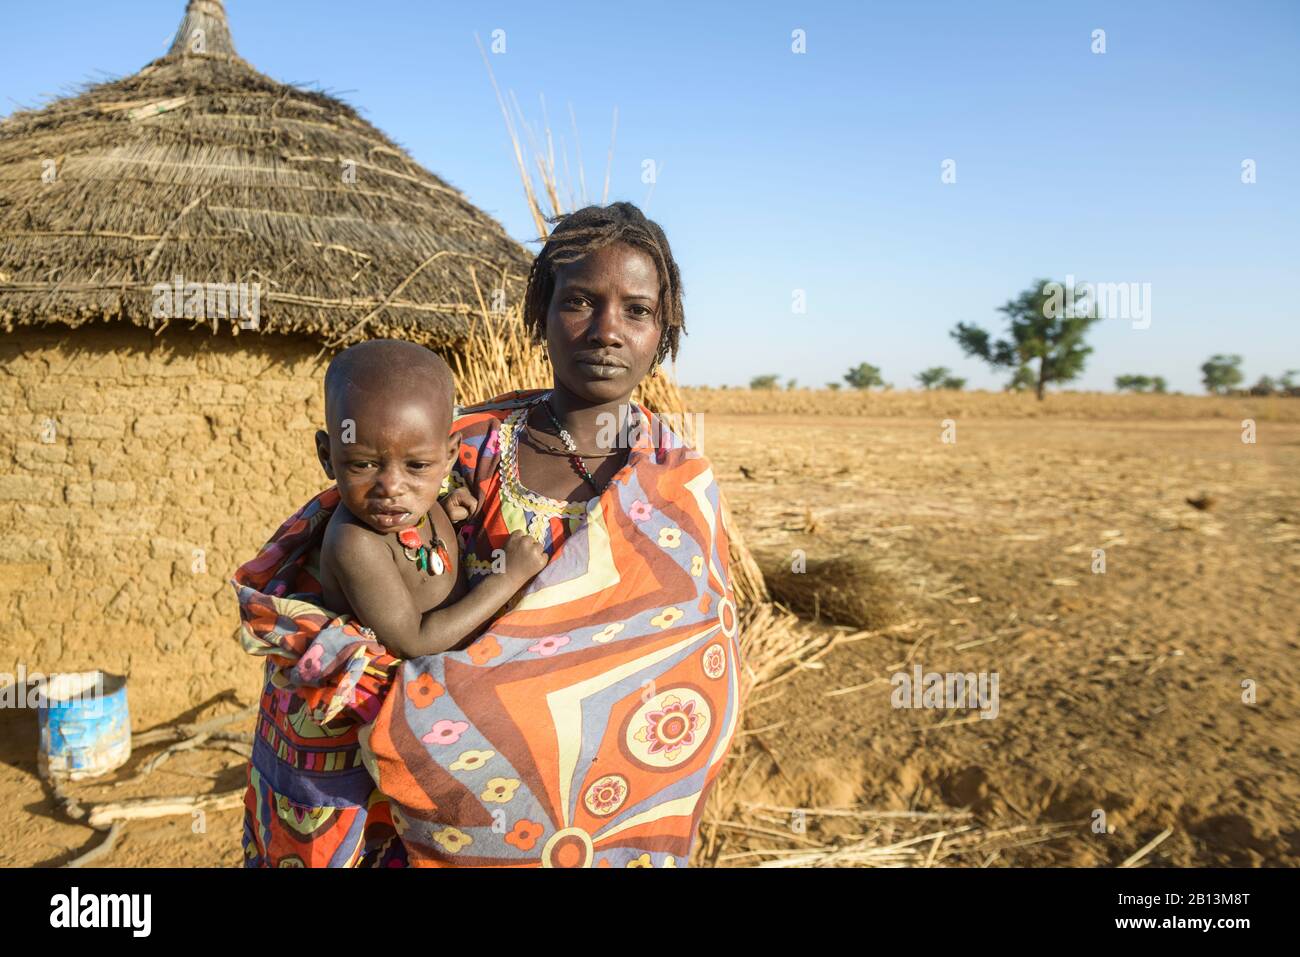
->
[586, 303, 624, 345]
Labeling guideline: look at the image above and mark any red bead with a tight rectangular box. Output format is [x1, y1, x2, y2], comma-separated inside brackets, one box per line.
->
[397, 528, 422, 549]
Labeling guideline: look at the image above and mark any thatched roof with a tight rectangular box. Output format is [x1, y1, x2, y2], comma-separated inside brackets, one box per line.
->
[0, 0, 532, 348]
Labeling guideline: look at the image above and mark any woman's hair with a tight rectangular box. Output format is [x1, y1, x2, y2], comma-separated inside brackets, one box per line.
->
[522, 202, 685, 366]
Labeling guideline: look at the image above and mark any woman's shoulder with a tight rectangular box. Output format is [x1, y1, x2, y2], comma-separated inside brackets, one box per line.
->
[453, 389, 544, 435]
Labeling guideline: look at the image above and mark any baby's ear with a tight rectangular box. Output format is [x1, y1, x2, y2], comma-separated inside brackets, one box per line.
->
[445, 428, 463, 464]
[315, 430, 335, 479]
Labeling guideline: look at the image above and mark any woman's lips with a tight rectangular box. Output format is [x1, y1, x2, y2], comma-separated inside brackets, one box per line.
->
[575, 359, 627, 379]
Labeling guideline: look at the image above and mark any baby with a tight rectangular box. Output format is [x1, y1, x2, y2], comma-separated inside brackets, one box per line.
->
[313, 339, 546, 658]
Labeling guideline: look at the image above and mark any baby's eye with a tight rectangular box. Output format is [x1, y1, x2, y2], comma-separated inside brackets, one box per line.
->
[348, 461, 376, 471]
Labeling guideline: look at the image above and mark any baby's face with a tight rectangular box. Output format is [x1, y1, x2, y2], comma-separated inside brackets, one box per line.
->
[317, 390, 455, 535]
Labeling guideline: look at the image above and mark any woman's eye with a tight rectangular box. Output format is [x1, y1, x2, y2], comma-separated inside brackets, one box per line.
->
[408, 462, 431, 471]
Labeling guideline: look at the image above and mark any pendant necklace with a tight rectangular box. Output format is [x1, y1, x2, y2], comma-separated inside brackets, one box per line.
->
[395, 513, 450, 576]
[539, 393, 638, 494]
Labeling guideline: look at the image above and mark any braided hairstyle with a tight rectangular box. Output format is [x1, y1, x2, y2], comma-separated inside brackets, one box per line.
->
[522, 202, 685, 367]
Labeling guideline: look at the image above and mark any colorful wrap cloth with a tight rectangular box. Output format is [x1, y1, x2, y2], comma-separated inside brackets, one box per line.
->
[233, 489, 407, 867]
[234, 392, 744, 867]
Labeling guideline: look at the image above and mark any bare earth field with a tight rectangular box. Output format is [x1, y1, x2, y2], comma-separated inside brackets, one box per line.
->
[708, 404, 1300, 866]
[3, 394, 1297, 867]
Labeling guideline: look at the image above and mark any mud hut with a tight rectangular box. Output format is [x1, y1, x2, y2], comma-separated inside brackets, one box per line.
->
[0, 0, 545, 721]
[0, 1, 770, 727]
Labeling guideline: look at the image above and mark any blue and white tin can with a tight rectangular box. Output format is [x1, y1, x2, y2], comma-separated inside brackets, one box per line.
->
[37, 671, 131, 780]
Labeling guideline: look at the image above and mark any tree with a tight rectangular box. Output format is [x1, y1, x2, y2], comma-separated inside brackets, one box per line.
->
[844, 362, 883, 390]
[826, 382, 841, 391]
[1115, 374, 1167, 393]
[786, 378, 798, 390]
[750, 374, 780, 391]
[916, 366, 949, 390]
[917, 366, 966, 390]
[1250, 375, 1277, 396]
[951, 279, 1101, 400]
[1200, 355, 1243, 395]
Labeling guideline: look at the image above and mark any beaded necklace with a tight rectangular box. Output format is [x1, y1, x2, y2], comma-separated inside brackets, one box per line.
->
[394, 513, 450, 575]
[497, 393, 642, 540]
[539, 394, 632, 494]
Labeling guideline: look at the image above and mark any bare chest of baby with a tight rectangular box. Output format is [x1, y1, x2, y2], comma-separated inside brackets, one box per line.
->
[318, 507, 462, 620]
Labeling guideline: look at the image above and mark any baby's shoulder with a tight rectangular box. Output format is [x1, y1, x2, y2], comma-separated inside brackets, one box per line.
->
[320, 508, 390, 569]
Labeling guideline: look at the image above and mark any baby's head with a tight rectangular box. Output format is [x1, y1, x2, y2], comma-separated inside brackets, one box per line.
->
[314, 339, 458, 535]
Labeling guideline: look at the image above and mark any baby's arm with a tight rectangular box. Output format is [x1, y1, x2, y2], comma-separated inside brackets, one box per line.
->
[328, 525, 548, 658]
[412, 531, 548, 653]
[325, 522, 429, 659]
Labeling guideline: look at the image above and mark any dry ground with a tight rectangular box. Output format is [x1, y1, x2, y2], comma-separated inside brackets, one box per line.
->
[707, 406, 1299, 866]
[3, 394, 1297, 867]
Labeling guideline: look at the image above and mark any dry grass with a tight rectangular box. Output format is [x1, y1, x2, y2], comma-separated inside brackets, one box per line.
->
[761, 551, 903, 631]
[711, 802, 1082, 867]
[681, 387, 1300, 421]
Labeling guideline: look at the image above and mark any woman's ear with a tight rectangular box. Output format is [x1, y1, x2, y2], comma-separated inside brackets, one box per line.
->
[315, 429, 335, 479]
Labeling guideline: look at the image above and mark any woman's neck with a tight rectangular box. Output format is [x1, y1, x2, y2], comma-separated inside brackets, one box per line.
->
[545, 385, 636, 452]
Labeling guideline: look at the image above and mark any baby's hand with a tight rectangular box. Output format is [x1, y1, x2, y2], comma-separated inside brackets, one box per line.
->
[502, 530, 548, 582]
[443, 487, 478, 523]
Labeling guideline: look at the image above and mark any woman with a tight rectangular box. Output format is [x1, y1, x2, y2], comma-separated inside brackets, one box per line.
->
[235, 203, 742, 867]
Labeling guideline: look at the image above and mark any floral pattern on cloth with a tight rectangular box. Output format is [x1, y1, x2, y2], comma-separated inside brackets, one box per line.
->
[232, 488, 406, 868]
[235, 391, 745, 867]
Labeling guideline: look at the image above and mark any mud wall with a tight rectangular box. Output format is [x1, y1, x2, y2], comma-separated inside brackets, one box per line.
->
[0, 325, 333, 725]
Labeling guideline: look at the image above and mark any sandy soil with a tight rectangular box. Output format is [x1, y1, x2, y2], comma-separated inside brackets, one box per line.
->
[3, 408, 1296, 867]
[711, 413, 1299, 866]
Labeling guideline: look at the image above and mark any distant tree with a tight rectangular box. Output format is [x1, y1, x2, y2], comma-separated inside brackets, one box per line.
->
[916, 367, 950, 390]
[826, 382, 842, 391]
[750, 374, 780, 391]
[844, 362, 884, 390]
[1201, 355, 1244, 395]
[786, 378, 798, 390]
[1250, 375, 1278, 396]
[941, 375, 966, 390]
[1115, 374, 1167, 393]
[951, 279, 1102, 400]
[1282, 370, 1299, 390]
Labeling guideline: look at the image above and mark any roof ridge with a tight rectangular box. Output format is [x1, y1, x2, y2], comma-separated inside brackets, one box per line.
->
[166, 0, 238, 61]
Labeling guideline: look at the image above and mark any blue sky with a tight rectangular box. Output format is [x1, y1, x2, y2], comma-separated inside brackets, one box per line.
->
[3, 0, 1297, 392]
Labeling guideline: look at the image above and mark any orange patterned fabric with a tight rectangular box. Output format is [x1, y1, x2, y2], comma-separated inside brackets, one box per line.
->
[235, 391, 744, 867]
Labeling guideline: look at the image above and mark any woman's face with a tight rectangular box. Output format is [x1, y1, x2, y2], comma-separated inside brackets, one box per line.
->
[544, 242, 663, 405]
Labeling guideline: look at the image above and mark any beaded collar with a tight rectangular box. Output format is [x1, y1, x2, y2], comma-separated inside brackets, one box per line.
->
[496, 394, 652, 534]
[498, 404, 591, 521]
